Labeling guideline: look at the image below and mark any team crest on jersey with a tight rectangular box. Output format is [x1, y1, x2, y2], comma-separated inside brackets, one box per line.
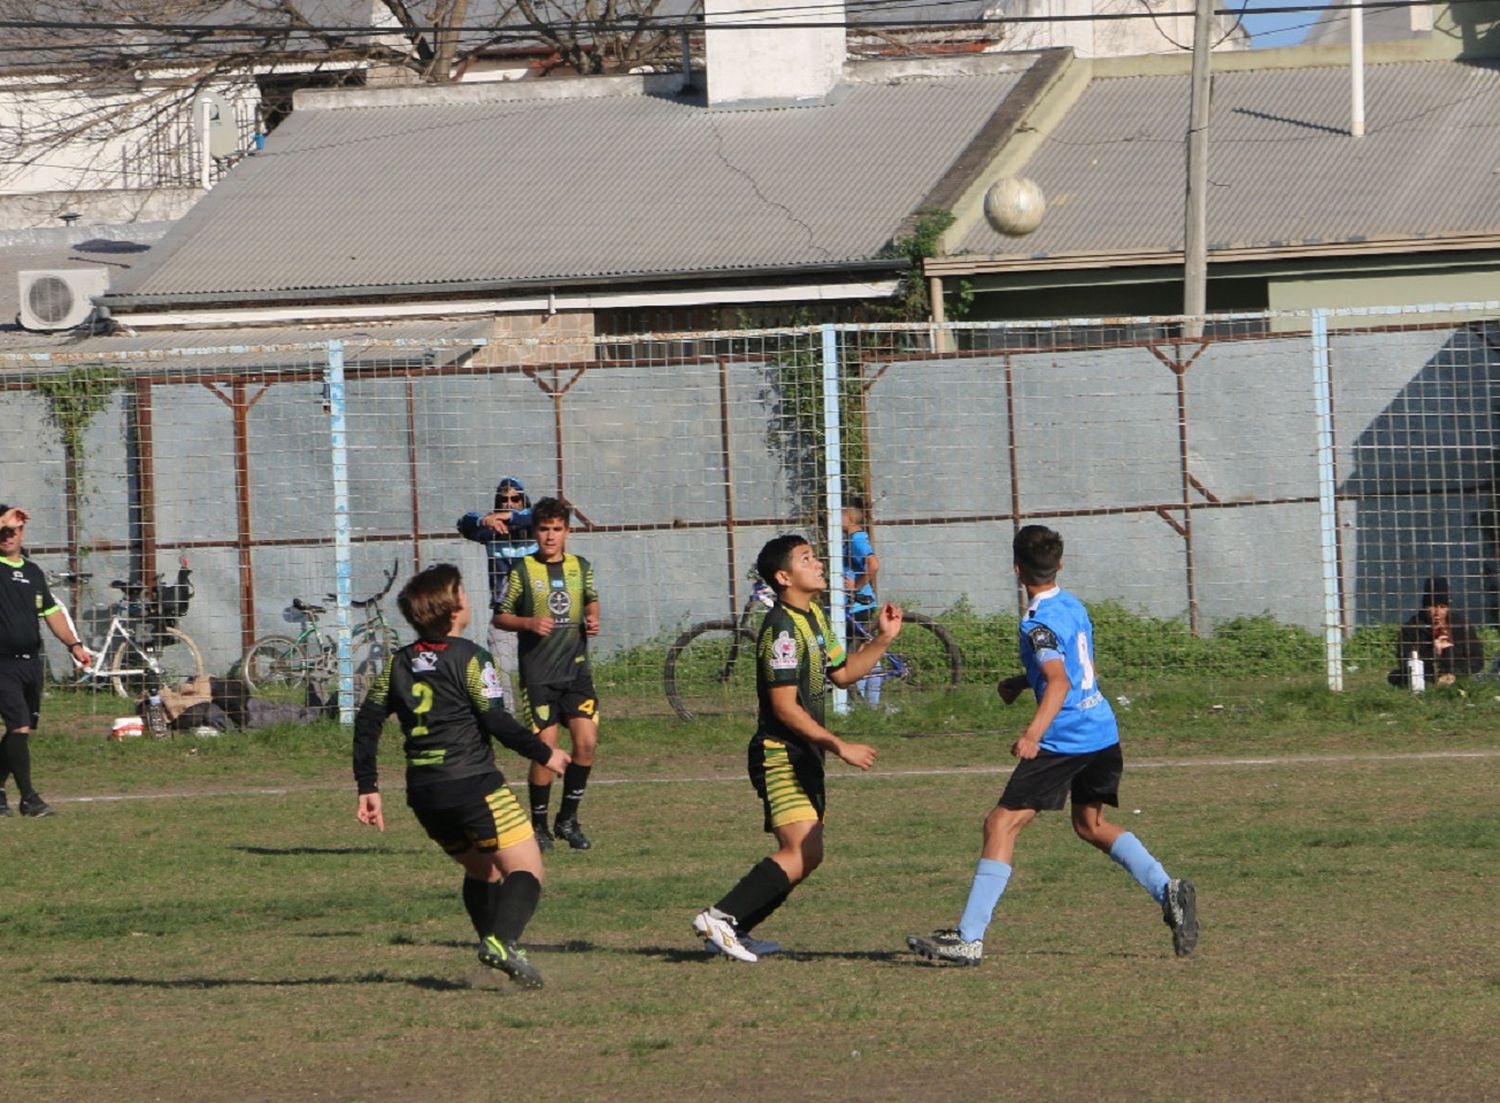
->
[1026, 625, 1060, 653]
[411, 651, 440, 673]
[547, 589, 572, 618]
[770, 630, 798, 670]
[479, 661, 505, 699]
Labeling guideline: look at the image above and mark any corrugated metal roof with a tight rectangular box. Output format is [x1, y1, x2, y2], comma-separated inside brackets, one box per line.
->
[109, 64, 1031, 301]
[955, 58, 1500, 257]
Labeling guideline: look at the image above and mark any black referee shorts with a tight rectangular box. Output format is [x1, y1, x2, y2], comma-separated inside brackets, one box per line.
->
[0, 655, 43, 731]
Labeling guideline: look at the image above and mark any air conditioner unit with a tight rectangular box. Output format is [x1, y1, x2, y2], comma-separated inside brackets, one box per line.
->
[17, 268, 109, 332]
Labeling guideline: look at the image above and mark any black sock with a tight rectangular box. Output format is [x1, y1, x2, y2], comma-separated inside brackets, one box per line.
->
[714, 858, 792, 929]
[493, 871, 541, 943]
[557, 763, 591, 822]
[529, 782, 552, 826]
[1, 731, 33, 797]
[461, 876, 494, 940]
[735, 889, 792, 934]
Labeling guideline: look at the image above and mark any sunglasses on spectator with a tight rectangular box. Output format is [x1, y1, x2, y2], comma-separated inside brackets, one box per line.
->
[498, 494, 524, 505]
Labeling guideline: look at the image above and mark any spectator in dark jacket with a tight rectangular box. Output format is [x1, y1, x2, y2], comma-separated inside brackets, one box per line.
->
[1388, 576, 1484, 687]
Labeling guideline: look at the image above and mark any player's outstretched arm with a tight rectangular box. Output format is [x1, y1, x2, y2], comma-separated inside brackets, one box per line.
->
[769, 684, 877, 770]
[830, 602, 904, 687]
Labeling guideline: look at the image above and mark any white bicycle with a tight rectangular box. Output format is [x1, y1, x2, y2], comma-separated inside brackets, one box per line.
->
[49, 558, 205, 699]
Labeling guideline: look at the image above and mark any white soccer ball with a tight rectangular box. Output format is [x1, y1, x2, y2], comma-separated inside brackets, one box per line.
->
[984, 177, 1046, 237]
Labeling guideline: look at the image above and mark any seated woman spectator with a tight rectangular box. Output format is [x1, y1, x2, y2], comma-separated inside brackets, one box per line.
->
[1388, 576, 1484, 687]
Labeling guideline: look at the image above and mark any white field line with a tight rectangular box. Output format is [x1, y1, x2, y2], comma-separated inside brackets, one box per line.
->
[49, 747, 1500, 808]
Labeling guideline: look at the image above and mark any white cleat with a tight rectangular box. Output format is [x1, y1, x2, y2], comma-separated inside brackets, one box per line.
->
[693, 909, 757, 963]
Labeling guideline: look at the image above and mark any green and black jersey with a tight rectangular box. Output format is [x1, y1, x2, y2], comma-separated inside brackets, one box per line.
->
[353, 637, 551, 802]
[498, 552, 599, 685]
[754, 599, 847, 754]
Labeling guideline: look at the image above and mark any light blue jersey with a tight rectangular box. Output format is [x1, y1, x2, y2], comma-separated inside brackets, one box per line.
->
[844, 528, 877, 608]
[1018, 586, 1119, 754]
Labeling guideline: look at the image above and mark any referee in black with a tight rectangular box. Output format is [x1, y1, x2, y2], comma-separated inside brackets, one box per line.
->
[0, 506, 92, 818]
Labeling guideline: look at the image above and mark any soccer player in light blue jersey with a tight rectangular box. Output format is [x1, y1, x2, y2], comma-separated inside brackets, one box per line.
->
[906, 524, 1198, 965]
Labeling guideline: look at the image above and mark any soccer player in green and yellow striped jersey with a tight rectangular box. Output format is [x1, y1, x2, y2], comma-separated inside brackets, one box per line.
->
[495, 497, 602, 851]
[692, 534, 904, 962]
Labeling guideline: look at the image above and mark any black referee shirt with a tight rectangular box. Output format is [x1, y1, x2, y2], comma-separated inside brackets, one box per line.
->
[0, 556, 56, 657]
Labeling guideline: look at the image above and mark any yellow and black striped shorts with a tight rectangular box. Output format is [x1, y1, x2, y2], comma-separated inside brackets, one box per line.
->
[748, 736, 825, 833]
[411, 776, 535, 854]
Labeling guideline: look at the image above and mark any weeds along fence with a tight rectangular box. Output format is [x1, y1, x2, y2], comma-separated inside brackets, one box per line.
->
[3, 302, 1498, 719]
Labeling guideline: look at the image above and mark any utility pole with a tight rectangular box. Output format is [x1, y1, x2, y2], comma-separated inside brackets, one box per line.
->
[1182, 0, 1215, 339]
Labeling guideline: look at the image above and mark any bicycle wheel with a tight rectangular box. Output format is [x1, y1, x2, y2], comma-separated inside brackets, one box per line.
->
[663, 619, 757, 721]
[240, 635, 309, 692]
[862, 611, 962, 710]
[109, 626, 206, 699]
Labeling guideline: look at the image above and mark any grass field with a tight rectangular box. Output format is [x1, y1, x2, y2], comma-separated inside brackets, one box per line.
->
[5, 681, 1499, 1102]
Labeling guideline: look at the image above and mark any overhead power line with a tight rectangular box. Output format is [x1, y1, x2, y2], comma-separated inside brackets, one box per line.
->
[0, 0, 1452, 39]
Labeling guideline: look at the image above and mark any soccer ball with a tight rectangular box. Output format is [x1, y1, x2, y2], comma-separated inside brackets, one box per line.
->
[983, 177, 1046, 237]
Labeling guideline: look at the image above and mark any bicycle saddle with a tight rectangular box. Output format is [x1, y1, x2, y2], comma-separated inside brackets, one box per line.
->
[292, 598, 327, 614]
[323, 593, 379, 609]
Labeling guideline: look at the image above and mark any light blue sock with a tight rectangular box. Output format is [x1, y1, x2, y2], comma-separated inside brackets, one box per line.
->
[1109, 831, 1170, 903]
[957, 858, 1011, 943]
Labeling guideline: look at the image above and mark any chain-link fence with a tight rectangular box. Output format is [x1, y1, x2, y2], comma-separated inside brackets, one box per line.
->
[4, 302, 1498, 722]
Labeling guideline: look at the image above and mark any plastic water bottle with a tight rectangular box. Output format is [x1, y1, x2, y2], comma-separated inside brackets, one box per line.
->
[1407, 651, 1425, 694]
[146, 693, 170, 738]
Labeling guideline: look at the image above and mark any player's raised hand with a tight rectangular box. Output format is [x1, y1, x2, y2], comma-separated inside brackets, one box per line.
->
[838, 739, 878, 771]
[877, 602, 903, 640]
[356, 792, 385, 831]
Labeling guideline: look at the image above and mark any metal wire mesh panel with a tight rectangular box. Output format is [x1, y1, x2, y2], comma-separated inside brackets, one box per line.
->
[2, 303, 1497, 732]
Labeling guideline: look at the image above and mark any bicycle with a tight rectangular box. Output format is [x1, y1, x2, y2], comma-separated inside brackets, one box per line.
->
[663, 581, 961, 721]
[237, 561, 401, 705]
[48, 556, 205, 700]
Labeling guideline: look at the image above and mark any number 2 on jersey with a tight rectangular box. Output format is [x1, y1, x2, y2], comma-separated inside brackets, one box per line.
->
[410, 681, 434, 737]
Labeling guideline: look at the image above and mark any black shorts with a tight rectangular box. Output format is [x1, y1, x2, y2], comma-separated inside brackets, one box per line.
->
[998, 743, 1123, 812]
[521, 665, 599, 731]
[0, 655, 43, 731]
[407, 771, 534, 854]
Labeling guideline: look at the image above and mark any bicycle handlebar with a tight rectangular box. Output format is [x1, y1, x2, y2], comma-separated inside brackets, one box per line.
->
[299, 562, 401, 614]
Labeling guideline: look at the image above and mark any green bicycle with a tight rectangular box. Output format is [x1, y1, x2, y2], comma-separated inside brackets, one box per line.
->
[237, 562, 400, 706]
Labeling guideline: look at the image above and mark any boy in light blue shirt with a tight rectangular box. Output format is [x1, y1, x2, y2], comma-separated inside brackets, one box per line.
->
[906, 524, 1198, 965]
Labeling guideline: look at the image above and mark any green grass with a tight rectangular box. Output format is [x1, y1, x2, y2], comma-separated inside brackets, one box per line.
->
[6, 678, 1500, 1101]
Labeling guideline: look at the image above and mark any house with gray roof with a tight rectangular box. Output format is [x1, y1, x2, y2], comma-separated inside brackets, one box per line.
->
[91, 30, 1067, 336]
[12, 0, 1495, 346]
[927, 9, 1500, 325]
